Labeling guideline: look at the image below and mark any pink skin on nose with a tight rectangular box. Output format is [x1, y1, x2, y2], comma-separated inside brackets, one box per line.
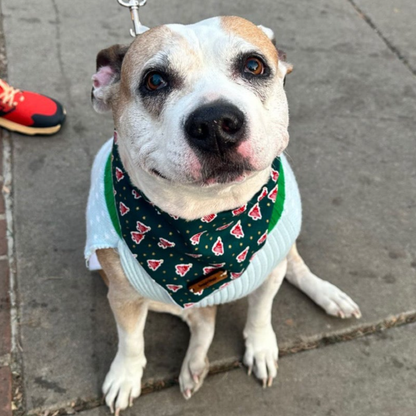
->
[92, 66, 114, 88]
[237, 140, 261, 168]
[237, 140, 253, 159]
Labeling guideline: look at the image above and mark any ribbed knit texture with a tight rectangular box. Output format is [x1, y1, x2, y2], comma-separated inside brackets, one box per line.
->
[85, 139, 302, 308]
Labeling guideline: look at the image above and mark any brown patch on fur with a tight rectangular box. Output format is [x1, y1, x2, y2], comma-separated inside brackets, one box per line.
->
[97, 249, 146, 333]
[121, 25, 201, 79]
[96, 44, 129, 73]
[97, 248, 129, 285]
[221, 16, 278, 65]
[93, 44, 129, 114]
[121, 26, 173, 83]
[98, 269, 109, 287]
[277, 49, 293, 74]
[113, 25, 192, 120]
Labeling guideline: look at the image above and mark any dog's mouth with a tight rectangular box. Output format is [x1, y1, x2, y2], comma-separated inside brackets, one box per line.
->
[149, 154, 254, 186]
[198, 155, 255, 186]
[201, 166, 251, 185]
[150, 168, 169, 180]
[151, 166, 252, 185]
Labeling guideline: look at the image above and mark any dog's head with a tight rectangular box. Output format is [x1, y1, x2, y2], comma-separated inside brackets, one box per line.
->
[92, 16, 292, 212]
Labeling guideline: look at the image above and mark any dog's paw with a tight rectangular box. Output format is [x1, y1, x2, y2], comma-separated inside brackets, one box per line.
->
[243, 325, 278, 387]
[102, 351, 146, 415]
[313, 280, 361, 319]
[179, 350, 209, 400]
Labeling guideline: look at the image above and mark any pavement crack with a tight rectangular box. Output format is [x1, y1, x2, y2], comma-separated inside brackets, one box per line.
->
[51, 0, 74, 108]
[28, 310, 416, 416]
[346, 0, 416, 77]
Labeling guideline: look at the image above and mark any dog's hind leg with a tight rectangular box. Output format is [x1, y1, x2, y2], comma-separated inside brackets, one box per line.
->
[243, 258, 287, 388]
[286, 243, 361, 319]
[179, 306, 217, 400]
[97, 249, 148, 415]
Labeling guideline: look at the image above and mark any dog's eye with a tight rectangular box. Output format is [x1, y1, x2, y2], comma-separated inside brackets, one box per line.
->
[244, 57, 265, 76]
[146, 72, 168, 91]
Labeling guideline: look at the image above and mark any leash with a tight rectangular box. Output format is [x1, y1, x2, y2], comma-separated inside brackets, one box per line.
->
[117, 0, 149, 37]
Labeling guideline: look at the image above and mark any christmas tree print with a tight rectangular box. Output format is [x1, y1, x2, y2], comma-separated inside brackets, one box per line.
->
[248, 203, 262, 220]
[201, 213, 217, 223]
[236, 246, 250, 263]
[119, 202, 130, 216]
[271, 168, 279, 182]
[268, 186, 278, 203]
[175, 264, 193, 277]
[147, 259, 164, 271]
[136, 221, 151, 233]
[115, 167, 124, 182]
[258, 186, 268, 201]
[212, 237, 224, 256]
[232, 204, 247, 216]
[230, 220, 244, 239]
[158, 238, 175, 249]
[258, 230, 268, 245]
[166, 284, 182, 292]
[131, 232, 145, 245]
[190, 230, 206, 245]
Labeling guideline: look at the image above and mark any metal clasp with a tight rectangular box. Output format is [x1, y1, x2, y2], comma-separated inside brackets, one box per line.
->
[117, 0, 149, 37]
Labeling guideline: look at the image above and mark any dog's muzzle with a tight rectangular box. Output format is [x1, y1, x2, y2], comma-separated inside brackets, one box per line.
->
[185, 100, 246, 155]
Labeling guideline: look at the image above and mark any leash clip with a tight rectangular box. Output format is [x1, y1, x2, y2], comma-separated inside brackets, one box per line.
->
[117, 0, 149, 37]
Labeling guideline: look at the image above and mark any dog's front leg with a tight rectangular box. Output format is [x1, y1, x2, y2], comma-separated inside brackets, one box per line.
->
[243, 259, 287, 387]
[286, 243, 361, 319]
[179, 306, 217, 399]
[97, 250, 148, 415]
[103, 291, 148, 414]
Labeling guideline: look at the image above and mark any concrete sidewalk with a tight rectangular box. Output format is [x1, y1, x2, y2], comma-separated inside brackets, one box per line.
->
[84, 324, 416, 416]
[1, 0, 415, 415]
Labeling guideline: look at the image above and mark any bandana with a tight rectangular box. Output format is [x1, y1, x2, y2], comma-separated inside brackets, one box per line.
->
[105, 134, 286, 308]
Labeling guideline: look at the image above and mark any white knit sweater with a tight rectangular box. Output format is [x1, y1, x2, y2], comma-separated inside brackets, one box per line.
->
[85, 139, 302, 308]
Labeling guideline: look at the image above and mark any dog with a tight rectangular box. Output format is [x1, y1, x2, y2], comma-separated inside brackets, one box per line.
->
[85, 16, 361, 415]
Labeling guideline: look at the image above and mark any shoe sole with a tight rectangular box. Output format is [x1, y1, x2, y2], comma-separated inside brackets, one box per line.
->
[0, 116, 63, 136]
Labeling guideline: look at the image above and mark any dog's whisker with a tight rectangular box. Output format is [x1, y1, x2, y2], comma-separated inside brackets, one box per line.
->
[282, 149, 294, 163]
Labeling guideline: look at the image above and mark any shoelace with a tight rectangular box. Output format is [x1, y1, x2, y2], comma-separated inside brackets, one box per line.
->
[0, 79, 24, 107]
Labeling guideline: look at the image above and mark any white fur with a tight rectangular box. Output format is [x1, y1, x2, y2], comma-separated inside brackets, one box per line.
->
[178, 307, 216, 399]
[286, 245, 361, 319]
[257, 24, 275, 40]
[92, 17, 361, 414]
[243, 259, 287, 386]
[103, 315, 147, 414]
[114, 17, 289, 220]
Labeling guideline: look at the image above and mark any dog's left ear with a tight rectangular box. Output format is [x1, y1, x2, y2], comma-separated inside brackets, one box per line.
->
[257, 25, 293, 78]
[91, 44, 130, 113]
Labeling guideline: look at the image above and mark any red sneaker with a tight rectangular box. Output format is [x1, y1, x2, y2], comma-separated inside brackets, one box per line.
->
[0, 79, 66, 136]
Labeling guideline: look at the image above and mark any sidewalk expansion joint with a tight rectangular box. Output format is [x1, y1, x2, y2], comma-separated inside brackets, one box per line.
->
[346, 0, 416, 77]
[27, 310, 416, 416]
[2, 131, 24, 416]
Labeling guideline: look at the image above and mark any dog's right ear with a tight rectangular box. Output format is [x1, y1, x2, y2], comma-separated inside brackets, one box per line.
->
[257, 25, 293, 78]
[91, 44, 129, 113]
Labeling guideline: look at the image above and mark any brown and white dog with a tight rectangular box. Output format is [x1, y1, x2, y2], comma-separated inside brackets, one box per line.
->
[88, 16, 361, 415]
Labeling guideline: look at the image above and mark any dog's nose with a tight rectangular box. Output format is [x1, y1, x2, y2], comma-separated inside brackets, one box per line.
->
[185, 101, 246, 154]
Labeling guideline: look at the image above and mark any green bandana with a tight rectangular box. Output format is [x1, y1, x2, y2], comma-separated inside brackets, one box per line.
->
[105, 134, 286, 308]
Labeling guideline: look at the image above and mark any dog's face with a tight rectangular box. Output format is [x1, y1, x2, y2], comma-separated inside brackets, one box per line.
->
[92, 16, 292, 190]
